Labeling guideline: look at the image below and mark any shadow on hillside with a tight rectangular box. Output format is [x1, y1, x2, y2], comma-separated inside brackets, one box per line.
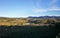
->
[0, 23, 60, 38]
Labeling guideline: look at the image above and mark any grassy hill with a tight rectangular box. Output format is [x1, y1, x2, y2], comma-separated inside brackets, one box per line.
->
[0, 16, 60, 26]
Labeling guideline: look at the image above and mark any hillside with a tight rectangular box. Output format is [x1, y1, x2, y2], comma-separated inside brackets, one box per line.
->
[0, 16, 60, 26]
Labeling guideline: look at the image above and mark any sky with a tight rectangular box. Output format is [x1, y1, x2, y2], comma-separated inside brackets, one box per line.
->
[0, 0, 60, 17]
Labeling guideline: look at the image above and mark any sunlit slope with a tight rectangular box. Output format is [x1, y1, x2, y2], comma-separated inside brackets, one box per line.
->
[0, 17, 28, 26]
[0, 16, 60, 26]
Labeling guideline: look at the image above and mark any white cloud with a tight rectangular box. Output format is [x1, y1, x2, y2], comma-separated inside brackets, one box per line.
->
[32, 7, 60, 13]
[32, 8, 48, 13]
[32, 0, 42, 8]
[51, 0, 58, 4]
[49, 0, 58, 6]
[32, 0, 60, 13]
[49, 8, 60, 11]
[48, 6, 60, 11]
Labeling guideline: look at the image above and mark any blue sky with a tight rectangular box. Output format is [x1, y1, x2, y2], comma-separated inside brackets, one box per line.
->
[0, 0, 60, 17]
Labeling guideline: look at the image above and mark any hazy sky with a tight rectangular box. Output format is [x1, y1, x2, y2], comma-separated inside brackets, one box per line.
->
[0, 0, 60, 17]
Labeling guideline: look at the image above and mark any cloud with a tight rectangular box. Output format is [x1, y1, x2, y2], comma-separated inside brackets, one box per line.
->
[32, 0, 42, 8]
[32, 0, 60, 13]
[32, 8, 47, 13]
[49, 8, 60, 11]
[49, 0, 58, 6]
[48, 6, 60, 11]
[51, 0, 58, 4]
[32, 7, 60, 13]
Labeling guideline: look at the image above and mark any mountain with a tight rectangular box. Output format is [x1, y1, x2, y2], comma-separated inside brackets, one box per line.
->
[28, 16, 60, 19]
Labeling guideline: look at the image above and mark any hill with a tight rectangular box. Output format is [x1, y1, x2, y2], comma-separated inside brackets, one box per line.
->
[0, 16, 60, 26]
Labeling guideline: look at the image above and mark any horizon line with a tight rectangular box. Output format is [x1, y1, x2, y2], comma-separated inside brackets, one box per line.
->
[0, 15, 60, 18]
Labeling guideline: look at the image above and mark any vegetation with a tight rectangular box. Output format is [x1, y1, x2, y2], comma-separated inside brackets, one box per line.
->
[0, 16, 60, 38]
[0, 26, 56, 38]
[0, 22, 59, 38]
[0, 16, 59, 26]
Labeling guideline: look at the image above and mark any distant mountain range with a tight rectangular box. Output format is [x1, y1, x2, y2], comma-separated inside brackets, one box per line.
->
[0, 16, 60, 19]
[28, 16, 60, 19]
